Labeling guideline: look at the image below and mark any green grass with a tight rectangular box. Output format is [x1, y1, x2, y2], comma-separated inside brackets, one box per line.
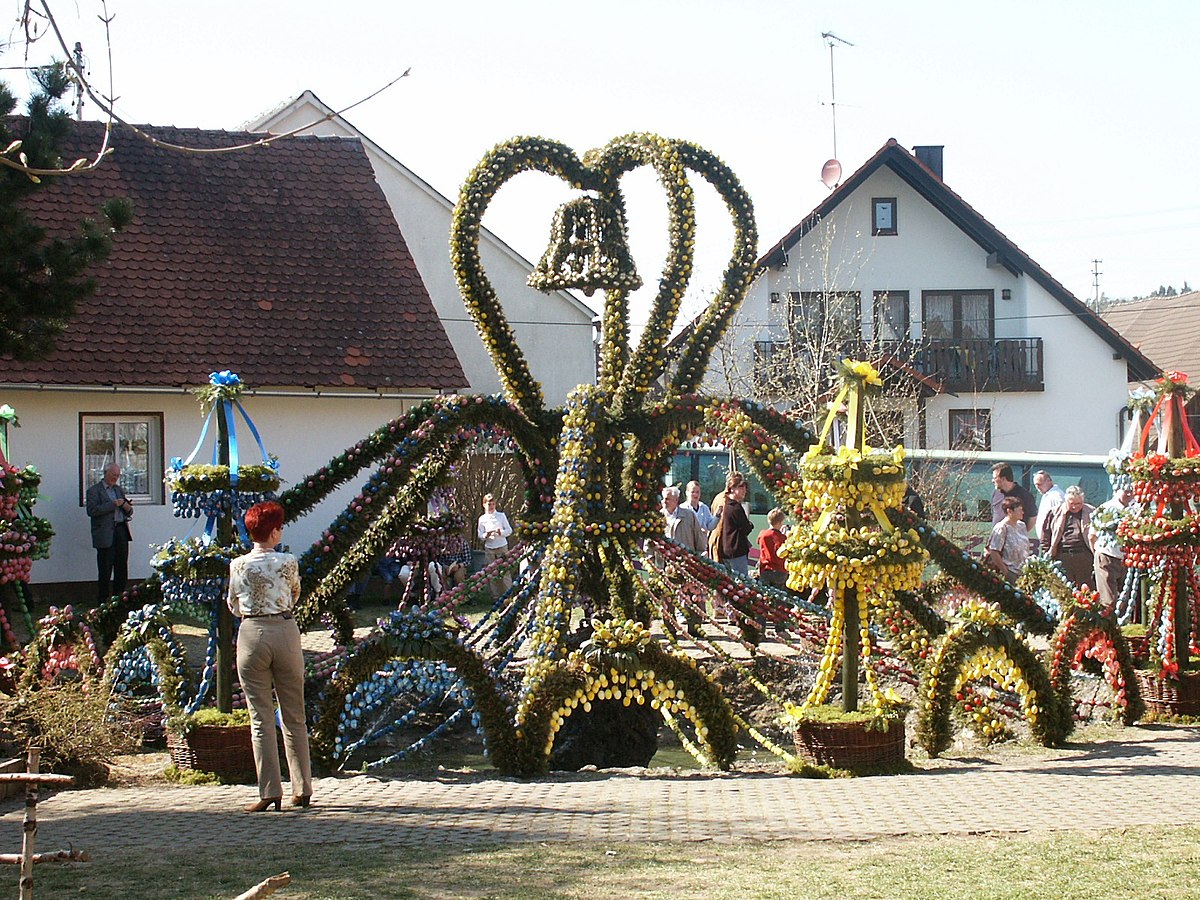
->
[30, 827, 1200, 898]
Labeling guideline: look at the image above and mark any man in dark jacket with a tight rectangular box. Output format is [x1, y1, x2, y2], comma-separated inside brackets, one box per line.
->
[85, 463, 133, 602]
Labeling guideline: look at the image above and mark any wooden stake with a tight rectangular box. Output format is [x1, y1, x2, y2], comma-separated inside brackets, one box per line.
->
[0, 848, 87, 865]
[232, 872, 292, 899]
[18, 747, 38, 900]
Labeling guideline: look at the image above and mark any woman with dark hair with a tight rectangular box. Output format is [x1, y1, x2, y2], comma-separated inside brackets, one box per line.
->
[227, 501, 313, 812]
[985, 496, 1030, 583]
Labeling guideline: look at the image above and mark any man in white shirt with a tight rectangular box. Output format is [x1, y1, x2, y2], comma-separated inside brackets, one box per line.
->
[476, 493, 513, 599]
[680, 480, 717, 540]
[1033, 470, 1066, 549]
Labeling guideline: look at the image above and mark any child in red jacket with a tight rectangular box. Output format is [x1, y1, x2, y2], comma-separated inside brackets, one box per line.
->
[757, 507, 788, 590]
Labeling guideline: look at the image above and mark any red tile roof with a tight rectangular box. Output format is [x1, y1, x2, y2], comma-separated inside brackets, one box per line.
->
[2, 119, 466, 392]
[1103, 291, 1200, 380]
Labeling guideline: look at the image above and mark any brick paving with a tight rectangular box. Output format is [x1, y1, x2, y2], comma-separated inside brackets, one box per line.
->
[2, 726, 1198, 850]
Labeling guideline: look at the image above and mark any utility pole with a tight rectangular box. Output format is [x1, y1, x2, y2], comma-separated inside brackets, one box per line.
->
[820, 32, 854, 161]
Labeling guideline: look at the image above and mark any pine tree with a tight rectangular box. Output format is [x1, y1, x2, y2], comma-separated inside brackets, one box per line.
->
[0, 64, 131, 360]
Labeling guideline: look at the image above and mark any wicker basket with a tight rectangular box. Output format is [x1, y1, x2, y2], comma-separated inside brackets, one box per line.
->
[1126, 634, 1149, 665]
[131, 699, 166, 745]
[1137, 670, 1200, 716]
[167, 724, 255, 775]
[793, 718, 905, 770]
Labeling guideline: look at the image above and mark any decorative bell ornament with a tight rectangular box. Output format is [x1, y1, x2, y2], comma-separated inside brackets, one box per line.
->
[528, 195, 642, 296]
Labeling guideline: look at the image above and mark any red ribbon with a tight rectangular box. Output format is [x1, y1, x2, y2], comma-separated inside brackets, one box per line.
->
[1137, 390, 1200, 457]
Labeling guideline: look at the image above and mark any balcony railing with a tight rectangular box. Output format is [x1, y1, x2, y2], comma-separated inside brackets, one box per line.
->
[753, 337, 1044, 395]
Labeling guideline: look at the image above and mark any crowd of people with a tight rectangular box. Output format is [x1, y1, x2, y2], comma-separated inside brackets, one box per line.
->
[985, 462, 1133, 611]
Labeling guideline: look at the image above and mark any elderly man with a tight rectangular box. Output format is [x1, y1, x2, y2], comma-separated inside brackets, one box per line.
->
[662, 485, 705, 554]
[85, 462, 134, 602]
[1033, 470, 1066, 548]
[1044, 485, 1095, 589]
[662, 485, 706, 636]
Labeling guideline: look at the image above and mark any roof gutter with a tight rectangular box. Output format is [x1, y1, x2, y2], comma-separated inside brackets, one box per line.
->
[0, 383, 443, 401]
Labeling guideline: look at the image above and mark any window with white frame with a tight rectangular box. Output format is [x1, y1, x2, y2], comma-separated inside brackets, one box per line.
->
[80, 413, 165, 503]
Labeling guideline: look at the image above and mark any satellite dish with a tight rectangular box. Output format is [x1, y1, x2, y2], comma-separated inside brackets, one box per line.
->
[821, 159, 842, 189]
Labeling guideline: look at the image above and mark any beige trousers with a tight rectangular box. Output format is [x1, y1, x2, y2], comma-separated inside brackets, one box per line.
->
[483, 543, 512, 599]
[236, 617, 313, 800]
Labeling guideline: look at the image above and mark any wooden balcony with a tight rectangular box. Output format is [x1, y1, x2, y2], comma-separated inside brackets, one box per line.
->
[753, 337, 1044, 395]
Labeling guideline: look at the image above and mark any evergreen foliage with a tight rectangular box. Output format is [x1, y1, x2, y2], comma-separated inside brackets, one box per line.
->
[0, 64, 131, 360]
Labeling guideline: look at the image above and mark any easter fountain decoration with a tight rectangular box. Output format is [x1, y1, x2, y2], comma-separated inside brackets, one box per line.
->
[276, 134, 1128, 774]
[91, 133, 1145, 777]
[0, 405, 52, 656]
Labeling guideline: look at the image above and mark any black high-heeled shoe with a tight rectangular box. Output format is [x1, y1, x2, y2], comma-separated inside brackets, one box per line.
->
[243, 797, 281, 813]
[291, 795, 311, 808]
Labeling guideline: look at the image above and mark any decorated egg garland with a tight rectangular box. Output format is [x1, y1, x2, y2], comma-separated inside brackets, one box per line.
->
[1116, 371, 1200, 678]
[0, 407, 54, 636]
[780, 359, 928, 721]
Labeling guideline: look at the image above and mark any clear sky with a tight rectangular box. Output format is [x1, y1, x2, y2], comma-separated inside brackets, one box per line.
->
[11, 0, 1198, 317]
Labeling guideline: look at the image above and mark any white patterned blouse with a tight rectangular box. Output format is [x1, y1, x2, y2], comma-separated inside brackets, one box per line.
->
[226, 549, 301, 617]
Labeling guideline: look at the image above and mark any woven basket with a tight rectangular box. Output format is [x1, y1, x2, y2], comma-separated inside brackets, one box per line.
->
[1126, 634, 1149, 665]
[131, 699, 166, 745]
[793, 718, 905, 770]
[1137, 670, 1200, 716]
[167, 724, 255, 775]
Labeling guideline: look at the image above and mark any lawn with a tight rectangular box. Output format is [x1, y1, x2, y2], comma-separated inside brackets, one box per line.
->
[28, 827, 1200, 898]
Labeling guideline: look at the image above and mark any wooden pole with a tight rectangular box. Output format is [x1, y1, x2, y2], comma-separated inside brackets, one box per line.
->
[1165, 397, 1192, 673]
[842, 379, 866, 713]
[233, 872, 291, 899]
[18, 748, 38, 900]
[216, 405, 234, 713]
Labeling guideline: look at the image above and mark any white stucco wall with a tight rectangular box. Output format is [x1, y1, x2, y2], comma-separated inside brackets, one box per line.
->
[6, 388, 431, 587]
[250, 98, 597, 405]
[718, 166, 1130, 453]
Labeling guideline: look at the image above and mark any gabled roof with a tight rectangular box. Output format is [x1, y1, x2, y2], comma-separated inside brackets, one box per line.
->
[1103, 291, 1200, 380]
[754, 139, 1158, 381]
[249, 91, 598, 324]
[2, 119, 466, 392]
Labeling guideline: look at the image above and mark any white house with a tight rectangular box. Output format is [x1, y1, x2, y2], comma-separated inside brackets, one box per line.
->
[248, 92, 598, 405]
[696, 140, 1157, 453]
[1, 120, 466, 593]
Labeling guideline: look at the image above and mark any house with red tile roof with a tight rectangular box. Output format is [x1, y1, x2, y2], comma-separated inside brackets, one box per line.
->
[0, 119, 467, 590]
[1104, 290, 1200, 433]
[679, 139, 1157, 454]
[249, 91, 599, 404]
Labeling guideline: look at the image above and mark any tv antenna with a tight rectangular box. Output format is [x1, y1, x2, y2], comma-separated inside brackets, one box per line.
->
[1091, 258, 1103, 305]
[820, 31, 854, 161]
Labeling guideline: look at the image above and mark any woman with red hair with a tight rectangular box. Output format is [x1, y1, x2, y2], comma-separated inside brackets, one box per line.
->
[227, 501, 313, 812]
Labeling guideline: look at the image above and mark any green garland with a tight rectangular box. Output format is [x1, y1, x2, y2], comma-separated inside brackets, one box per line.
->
[889, 505, 1054, 634]
[151, 537, 234, 580]
[1049, 600, 1144, 726]
[100, 613, 193, 719]
[916, 610, 1070, 756]
[167, 462, 281, 494]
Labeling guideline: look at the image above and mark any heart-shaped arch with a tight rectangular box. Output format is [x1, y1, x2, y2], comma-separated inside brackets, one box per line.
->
[449, 134, 758, 422]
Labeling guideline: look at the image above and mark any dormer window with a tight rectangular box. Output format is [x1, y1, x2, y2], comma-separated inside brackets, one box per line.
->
[872, 197, 897, 236]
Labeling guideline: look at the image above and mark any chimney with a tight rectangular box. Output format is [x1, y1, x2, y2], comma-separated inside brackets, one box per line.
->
[913, 145, 944, 180]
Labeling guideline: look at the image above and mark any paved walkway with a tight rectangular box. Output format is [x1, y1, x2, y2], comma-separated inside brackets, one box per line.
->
[3, 726, 1198, 849]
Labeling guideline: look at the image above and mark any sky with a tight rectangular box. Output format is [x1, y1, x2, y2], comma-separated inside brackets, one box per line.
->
[8, 0, 1198, 319]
